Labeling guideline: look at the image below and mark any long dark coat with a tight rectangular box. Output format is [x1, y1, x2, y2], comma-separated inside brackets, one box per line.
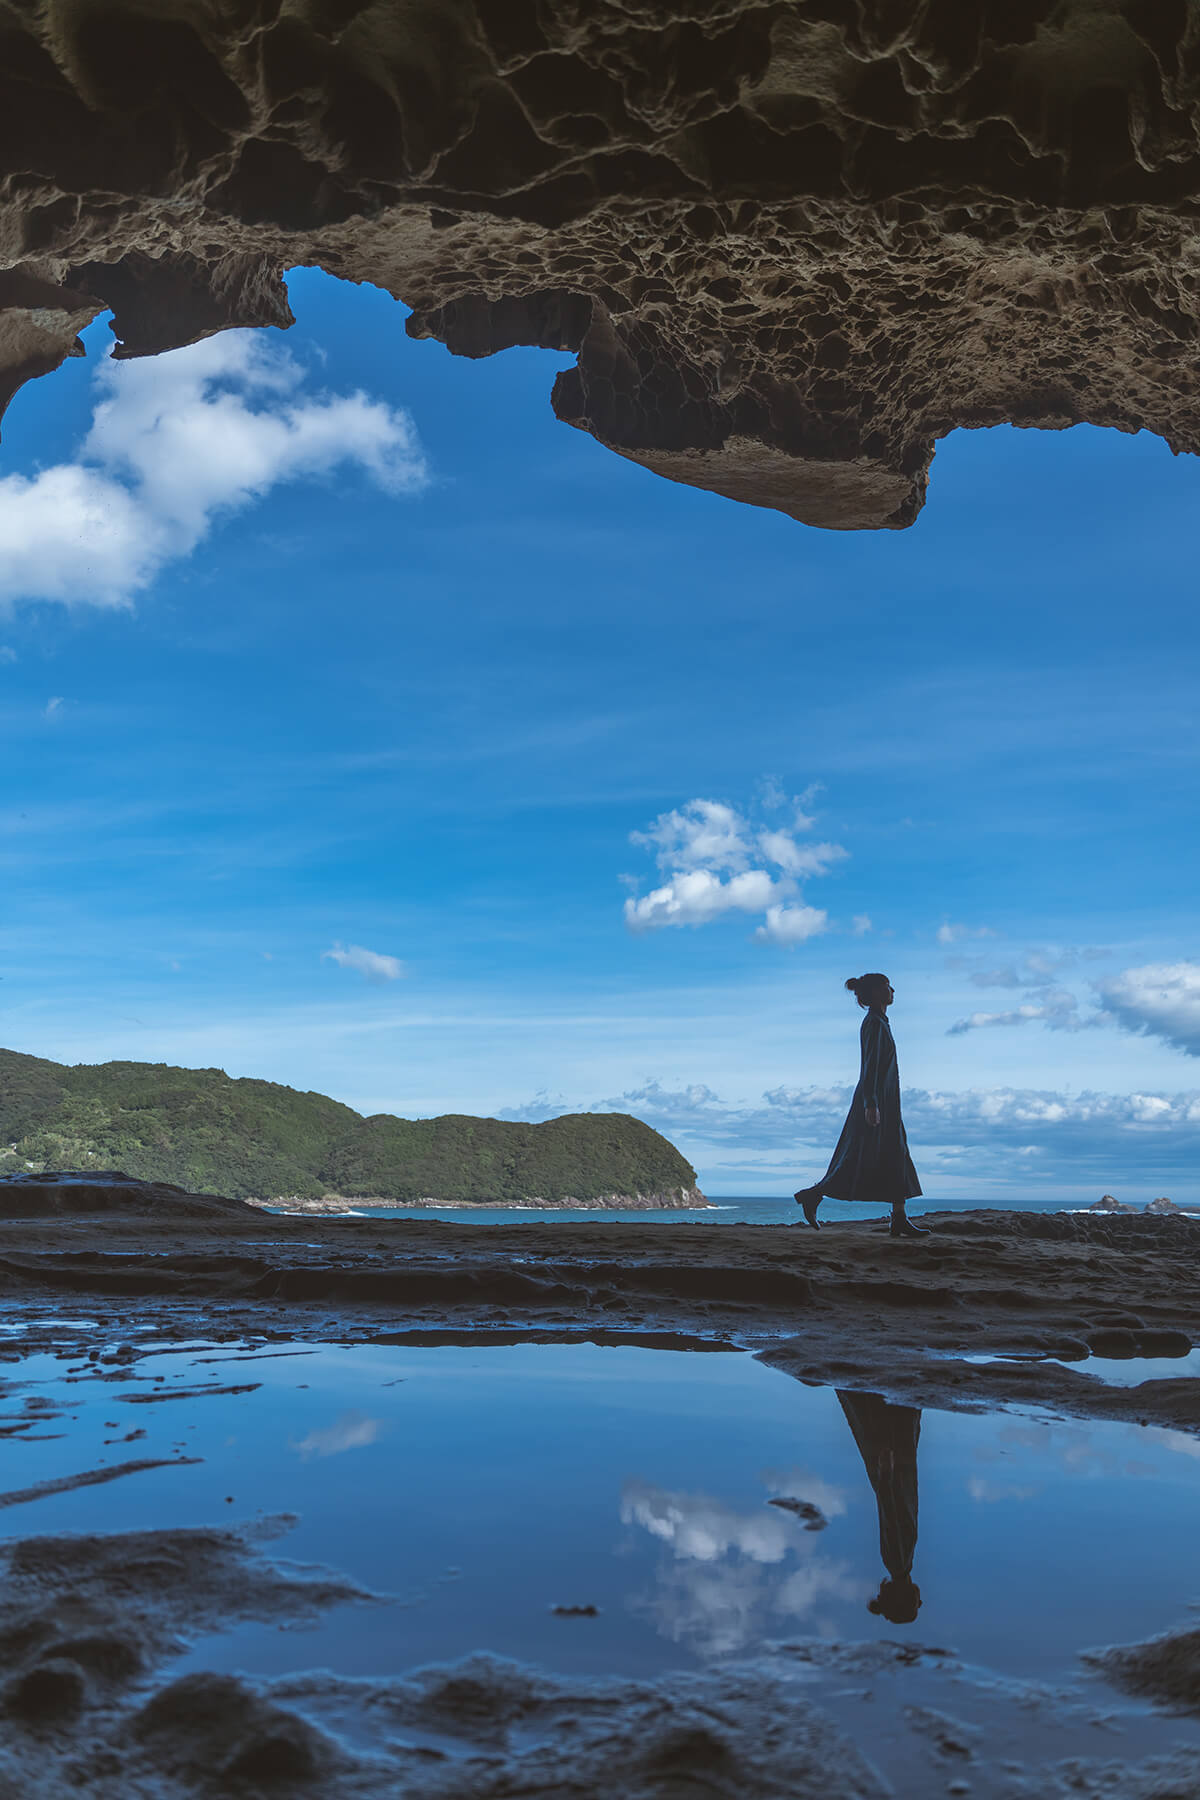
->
[820, 1006, 921, 1203]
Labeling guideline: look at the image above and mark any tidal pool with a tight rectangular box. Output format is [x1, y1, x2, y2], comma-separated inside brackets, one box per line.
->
[1, 1331, 1197, 1676]
[3, 1325, 1199, 1792]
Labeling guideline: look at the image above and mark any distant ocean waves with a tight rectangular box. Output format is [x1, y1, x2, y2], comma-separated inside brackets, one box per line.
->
[287, 1194, 1164, 1226]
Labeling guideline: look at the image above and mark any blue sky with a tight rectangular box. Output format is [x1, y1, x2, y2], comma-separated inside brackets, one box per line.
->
[2, 267, 1198, 1200]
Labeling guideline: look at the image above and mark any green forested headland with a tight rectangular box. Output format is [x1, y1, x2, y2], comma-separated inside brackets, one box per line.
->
[0, 1048, 701, 1205]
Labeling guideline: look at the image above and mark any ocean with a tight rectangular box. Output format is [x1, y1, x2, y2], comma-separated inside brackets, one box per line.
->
[317, 1194, 1129, 1226]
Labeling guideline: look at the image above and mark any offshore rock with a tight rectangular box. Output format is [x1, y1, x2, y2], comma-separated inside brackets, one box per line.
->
[3, 4, 1200, 527]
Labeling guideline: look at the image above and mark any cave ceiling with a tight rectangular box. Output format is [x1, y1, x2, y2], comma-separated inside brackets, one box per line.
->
[3, 0, 1200, 529]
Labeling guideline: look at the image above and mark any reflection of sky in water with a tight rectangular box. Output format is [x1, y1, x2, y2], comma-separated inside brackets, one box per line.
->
[620, 1476, 866, 1654]
[1, 1334, 1199, 1689]
[292, 1410, 383, 1460]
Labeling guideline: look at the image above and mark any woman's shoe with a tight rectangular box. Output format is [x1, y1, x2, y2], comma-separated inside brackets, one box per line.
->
[794, 1188, 822, 1230]
[890, 1215, 930, 1237]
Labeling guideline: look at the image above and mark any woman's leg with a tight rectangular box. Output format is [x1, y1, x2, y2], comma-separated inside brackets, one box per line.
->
[794, 1183, 824, 1228]
[890, 1200, 929, 1237]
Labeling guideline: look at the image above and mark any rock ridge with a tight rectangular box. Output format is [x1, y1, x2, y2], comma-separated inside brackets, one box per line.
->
[4, 3, 1200, 526]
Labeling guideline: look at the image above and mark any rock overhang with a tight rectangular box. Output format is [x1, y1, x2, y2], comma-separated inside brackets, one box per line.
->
[3, 0, 1200, 530]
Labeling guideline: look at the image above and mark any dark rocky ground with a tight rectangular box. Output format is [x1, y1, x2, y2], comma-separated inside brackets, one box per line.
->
[2, 1174, 1199, 1433]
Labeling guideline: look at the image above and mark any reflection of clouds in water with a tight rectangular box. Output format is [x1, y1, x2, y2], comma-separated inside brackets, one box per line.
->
[968, 1476, 1038, 1503]
[1146, 1426, 1200, 1461]
[620, 1480, 866, 1656]
[292, 1409, 382, 1460]
[622, 1483, 795, 1563]
[762, 1466, 849, 1520]
[972, 1420, 1161, 1482]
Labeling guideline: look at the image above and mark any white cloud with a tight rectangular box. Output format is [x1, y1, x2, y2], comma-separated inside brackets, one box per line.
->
[502, 1078, 1200, 1190]
[754, 903, 828, 945]
[946, 958, 1200, 1051]
[1096, 962, 1200, 1057]
[756, 829, 846, 878]
[322, 942, 406, 984]
[948, 987, 1089, 1035]
[851, 914, 872, 935]
[42, 696, 65, 720]
[625, 868, 781, 931]
[623, 793, 846, 944]
[632, 800, 752, 875]
[937, 920, 997, 945]
[0, 333, 428, 610]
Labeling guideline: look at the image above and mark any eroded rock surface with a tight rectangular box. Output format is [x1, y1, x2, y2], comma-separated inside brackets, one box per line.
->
[4, 2, 1200, 527]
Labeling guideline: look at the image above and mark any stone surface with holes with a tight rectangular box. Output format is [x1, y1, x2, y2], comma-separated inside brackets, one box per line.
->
[3, 2, 1200, 528]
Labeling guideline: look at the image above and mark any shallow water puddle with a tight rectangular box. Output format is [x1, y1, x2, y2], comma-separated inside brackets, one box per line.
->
[965, 1347, 1200, 1385]
[1, 1336, 1196, 1676]
[2, 1331, 1199, 1790]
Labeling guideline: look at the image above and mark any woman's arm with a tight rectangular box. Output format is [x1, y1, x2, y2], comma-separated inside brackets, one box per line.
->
[861, 1014, 882, 1127]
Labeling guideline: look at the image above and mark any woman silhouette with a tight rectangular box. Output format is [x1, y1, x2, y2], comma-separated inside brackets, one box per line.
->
[837, 1390, 923, 1625]
[794, 973, 927, 1237]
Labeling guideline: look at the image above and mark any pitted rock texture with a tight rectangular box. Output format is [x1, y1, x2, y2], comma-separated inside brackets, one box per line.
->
[5, 2, 1200, 527]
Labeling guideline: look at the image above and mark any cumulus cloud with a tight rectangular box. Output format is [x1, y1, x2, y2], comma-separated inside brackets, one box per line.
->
[623, 793, 845, 943]
[754, 903, 828, 945]
[0, 333, 428, 610]
[1096, 962, 1200, 1057]
[851, 914, 872, 936]
[322, 942, 406, 984]
[626, 868, 782, 931]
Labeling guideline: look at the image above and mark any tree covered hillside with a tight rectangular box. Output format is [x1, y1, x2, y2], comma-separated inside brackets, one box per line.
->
[0, 1049, 700, 1204]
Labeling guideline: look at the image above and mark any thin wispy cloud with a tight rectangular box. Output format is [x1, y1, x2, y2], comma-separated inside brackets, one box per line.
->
[0, 333, 428, 610]
[945, 952, 1200, 1048]
[623, 794, 847, 944]
[42, 696, 65, 720]
[937, 920, 997, 945]
[322, 942, 406, 985]
[292, 1410, 382, 1459]
[948, 989, 1092, 1035]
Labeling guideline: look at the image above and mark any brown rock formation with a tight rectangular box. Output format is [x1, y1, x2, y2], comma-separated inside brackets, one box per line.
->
[4, 2, 1200, 528]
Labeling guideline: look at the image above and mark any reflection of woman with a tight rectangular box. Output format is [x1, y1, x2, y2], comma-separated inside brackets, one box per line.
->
[837, 1390, 922, 1625]
[794, 973, 927, 1237]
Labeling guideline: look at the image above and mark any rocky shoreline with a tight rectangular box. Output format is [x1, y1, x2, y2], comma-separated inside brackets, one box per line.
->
[246, 1186, 711, 1213]
[1, 1174, 1198, 1433]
